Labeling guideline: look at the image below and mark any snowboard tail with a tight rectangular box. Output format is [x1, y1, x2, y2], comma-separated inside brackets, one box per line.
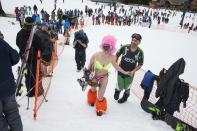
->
[140, 99, 196, 131]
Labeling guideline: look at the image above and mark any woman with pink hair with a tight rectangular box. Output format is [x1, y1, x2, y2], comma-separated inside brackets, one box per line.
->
[86, 35, 130, 116]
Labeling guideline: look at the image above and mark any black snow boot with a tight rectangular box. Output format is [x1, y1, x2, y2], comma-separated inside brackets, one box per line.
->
[118, 89, 130, 104]
[114, 88, 121, 100]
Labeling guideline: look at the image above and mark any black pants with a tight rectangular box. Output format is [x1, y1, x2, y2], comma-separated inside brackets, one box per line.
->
[33, 10, 37, 15]
[0, 95, 23, 131]
[25, 63, 36, 97]
[75, 50, 86, 70]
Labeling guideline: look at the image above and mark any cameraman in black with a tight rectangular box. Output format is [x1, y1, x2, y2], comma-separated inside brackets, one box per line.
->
[73, 29, 89, 72]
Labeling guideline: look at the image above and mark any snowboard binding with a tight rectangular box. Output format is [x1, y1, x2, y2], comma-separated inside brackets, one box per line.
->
[77, 68, 94, 91]
[175, 122, 190, 131]
[148, 106, 165, 120]
[77, 78, 88, 91]
[83, 68, 93, 81]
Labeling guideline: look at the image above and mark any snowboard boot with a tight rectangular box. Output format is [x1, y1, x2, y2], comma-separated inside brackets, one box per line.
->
[114, 88, 121, 100]
[118, 89, 130, 104]
[95, 97, 107, 116]
[87, 89, 97, 106]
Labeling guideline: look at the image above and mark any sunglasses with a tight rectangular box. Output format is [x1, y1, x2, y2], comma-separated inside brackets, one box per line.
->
[102, 44, 111, 51]
[131, 33, 142, 41]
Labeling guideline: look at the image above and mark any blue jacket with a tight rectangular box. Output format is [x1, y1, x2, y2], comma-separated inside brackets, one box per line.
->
[74, 30, 89, 51]
[32, 14, 37, 22]
[74, 31, 89, 44]
[140, 70, 156, 93]
[35, 15, 41, 23]
[64, 20, 70, 30]
[0, 39, 19, 99]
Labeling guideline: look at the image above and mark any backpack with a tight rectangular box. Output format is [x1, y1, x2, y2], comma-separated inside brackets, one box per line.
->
[36, 30, 52, 63]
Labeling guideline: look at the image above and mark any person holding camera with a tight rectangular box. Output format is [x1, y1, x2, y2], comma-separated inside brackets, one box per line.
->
[73, 29, 89, 72]
[0, 34, 23, 131]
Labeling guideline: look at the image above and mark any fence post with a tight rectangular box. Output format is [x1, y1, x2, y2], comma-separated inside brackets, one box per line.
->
[33, 50, 41, 120]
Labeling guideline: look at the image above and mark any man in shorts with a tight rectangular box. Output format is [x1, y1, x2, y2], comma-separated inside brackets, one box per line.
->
[114, 33, 144, 103]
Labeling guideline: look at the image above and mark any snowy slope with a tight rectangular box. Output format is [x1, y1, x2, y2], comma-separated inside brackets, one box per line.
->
[0, 0, 197, 131]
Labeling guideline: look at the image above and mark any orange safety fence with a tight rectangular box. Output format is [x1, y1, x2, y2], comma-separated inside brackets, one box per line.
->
[33, 38, 65, 120]
[131, 69, 197, 128]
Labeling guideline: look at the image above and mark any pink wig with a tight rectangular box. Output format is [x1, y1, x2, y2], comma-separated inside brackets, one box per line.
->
[100, 35, 117, 54]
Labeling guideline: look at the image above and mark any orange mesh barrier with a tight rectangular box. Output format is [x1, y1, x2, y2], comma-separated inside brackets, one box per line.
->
[33, 39, 65, 119]
[131, 69, 197, 128]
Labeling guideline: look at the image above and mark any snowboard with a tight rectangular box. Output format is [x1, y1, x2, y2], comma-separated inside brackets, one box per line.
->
[140, 99, 196, 131]
[77, 68, 94, 91]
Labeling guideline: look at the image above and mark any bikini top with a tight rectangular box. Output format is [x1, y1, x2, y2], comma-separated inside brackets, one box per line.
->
[95, 60, 112, 71]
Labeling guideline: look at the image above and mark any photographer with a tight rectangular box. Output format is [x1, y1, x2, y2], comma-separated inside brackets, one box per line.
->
[0, 35, 23, 131]
[73, 29, 89, 72]
[16, 18, 52, 97]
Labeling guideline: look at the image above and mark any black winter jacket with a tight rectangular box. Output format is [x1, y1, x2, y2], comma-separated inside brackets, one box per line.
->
[16, 28, 52, 64]
[36, 29, 52, 62]
[0, 39, 19, 99]
[16, 28, 41, 63]
[156, 58, 186, 107]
